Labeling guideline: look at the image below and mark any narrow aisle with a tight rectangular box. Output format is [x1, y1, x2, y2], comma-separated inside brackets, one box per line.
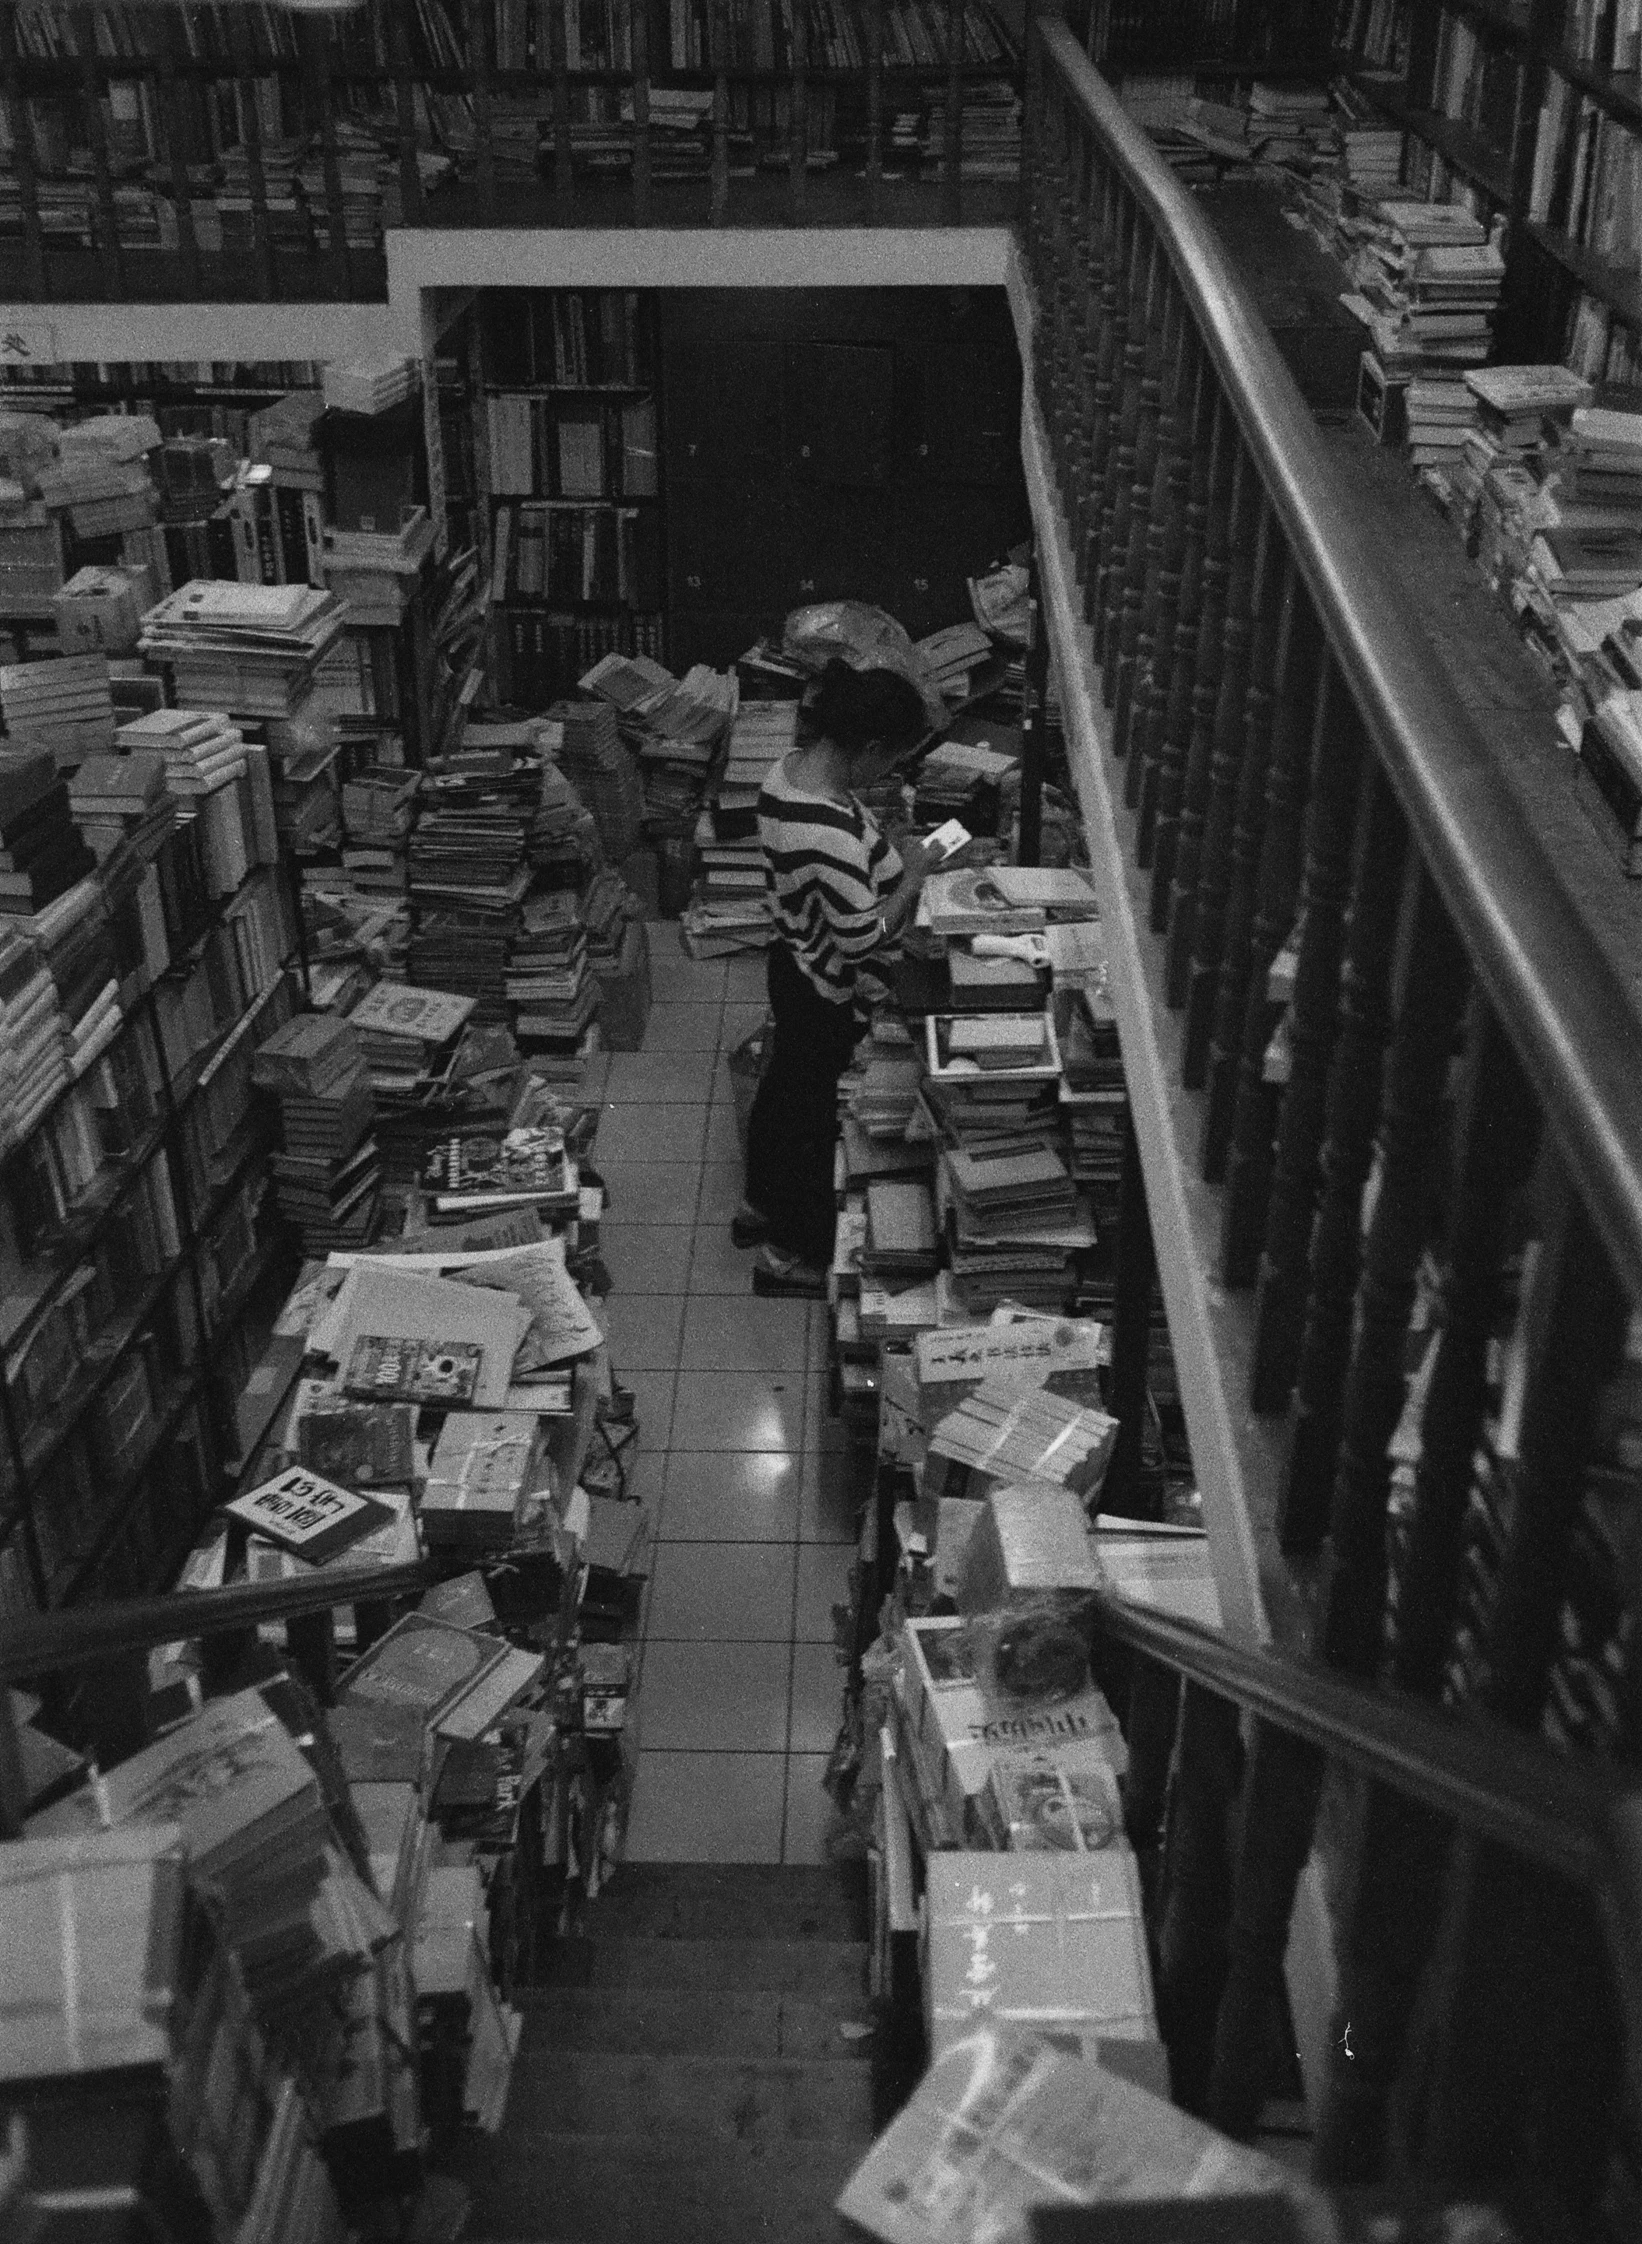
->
[594, 936, 859, 1865]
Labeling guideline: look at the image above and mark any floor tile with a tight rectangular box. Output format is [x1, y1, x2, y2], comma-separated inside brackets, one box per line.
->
[799, 1451, 859, 1545]
[606, 1050, 719, 1105]
[697, 1161, 751, 1225]
[644, 1540, 797, 1641]
[687, 1223, 759, 1295]
[782, 1754, 841, 1866]
[660, 1451, 803, 1542]
[636, 1640, 792, 1752]
[723, 954, 770, 1002]
[599, 1292, 684, 1372]
[680, 1294, 811, 1371]
[596, 1103, 708, 1165]
[720, 1002, 767, 1052]
[599, 1163, 704, 1228]
[804, 1372, 849, 1454]
[626, 1751, 784, 1863]
[649, 951, 730, 1005]
[671, 1369, 805, 1453]
[703, 1104, 744, 1163]
[643, 1003, 724, 1052]
[602, 1223, 693, 1295]
[618, 1369, 675, 1453]
[711, 1055, 740, 1108]
[794, 1541, 855, 1644]
[789, 1639, 848, 1753]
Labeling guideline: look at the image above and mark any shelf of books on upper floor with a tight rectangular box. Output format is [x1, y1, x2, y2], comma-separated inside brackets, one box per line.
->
[469, 292, 665, 710]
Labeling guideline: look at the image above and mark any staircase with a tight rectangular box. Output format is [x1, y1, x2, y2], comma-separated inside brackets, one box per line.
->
[457, 1865, 876, 2244]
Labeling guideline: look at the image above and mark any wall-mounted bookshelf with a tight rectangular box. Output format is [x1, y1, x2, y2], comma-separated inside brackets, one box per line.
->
[1333, 0, 1642, 378]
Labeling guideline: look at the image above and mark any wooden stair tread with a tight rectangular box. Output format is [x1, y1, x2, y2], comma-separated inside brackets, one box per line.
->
[504, 2045, 875, 2143]
[524, 1933, 869, 1999]
[513, 1985, 874, 2061]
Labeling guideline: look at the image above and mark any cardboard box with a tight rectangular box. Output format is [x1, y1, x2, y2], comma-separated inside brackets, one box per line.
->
[898, 1616, 1127, 1839]
[922, 1850, 1157, 2062]
[52, 563, 152, 655]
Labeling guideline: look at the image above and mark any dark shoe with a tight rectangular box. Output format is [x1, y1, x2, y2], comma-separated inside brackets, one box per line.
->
[751, 1248, 827, 1298]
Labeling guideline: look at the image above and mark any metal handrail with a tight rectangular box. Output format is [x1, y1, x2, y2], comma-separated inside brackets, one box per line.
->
[1036, 18, 1642, 1309]
[0, 1560, 433, 1685]
[1091, 1591, 1642, 2117]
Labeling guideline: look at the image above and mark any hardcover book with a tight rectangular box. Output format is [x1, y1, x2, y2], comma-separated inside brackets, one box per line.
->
[295, 1397, 418, 1486]
[225, 1464, 398, 1563]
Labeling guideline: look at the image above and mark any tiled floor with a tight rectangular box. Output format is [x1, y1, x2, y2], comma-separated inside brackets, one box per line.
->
[596, 940, 858, 1866]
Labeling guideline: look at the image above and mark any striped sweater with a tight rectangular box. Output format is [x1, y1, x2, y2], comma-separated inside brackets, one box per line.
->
[759, 757, 903, 1004]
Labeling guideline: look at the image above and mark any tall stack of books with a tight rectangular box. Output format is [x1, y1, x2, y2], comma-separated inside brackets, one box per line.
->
[0, 652, 117, 770]
[139, 580, 347, 720]
[341, 767, 419, 897]
[346, 980, 476, 1087]
[253, 1010, 381, 1253]
[507, 888, 597, 1056]
[0, 748, 95, 918]
[1346, 201, 1504, 389]
[549, 698, 644, 863]
[407, 767, 534, 1028]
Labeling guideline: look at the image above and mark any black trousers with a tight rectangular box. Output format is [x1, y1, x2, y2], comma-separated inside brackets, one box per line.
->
[744, 941, 862, 1268]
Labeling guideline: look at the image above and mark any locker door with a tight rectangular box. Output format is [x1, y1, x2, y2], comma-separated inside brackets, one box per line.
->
[784, 342, 895, 488]
[664, 335, 784, 487]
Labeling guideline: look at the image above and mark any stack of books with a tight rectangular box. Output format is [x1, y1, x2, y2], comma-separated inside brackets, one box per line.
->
[549, 697, 645, 863]
[0, 748, 95, 917]
[915, 739, 1016, 836]
[68, 749, 172, 863]
[138, 580, 347, 719]
[347, 980, 476, 1085]
[253, 1010, 380, 1252]
[407, 767, 535, 1028]
[861, 1178, 942, 1286]
[0, 652, 117, 770]
[321, 359, 419, 416]
[716, 696, 798, 824]
[424, 1408, 548, 1553]
[116, 706, 247, 798]
[341, 768, 420, 896]
[1345, 200, 1503, 375]
[507, 888, 597, 1055]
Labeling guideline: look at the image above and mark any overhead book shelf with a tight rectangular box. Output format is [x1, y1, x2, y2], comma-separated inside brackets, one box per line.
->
[472, 291, 666, 708]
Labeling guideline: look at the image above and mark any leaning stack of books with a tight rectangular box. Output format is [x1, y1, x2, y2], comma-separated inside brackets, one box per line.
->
[548, 697, 645, 863]
[507, 887, 597, 1056]
[346, 979, 476, 1087]
[406, 766, 535, 1029]
[0, 652, 117, 771]
[253, 1009, 381, 1253]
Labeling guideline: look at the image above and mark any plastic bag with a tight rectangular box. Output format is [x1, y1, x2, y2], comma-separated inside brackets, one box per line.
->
[965, 1591, 1097, 1707]
[782, 600, 946, 728]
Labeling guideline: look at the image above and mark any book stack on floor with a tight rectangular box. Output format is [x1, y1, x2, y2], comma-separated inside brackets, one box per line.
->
[1451, 365, 1595, 577]
[507, 886, 597, 1057]
[548, 697, 645, 864]
[0, 747, 95, 918]
[582, 655, 736, 827]
[1344, 202, 1505, 481]
[407, 761, 536, 1029]
[254, 1010, 381, 1254]
[0, 651, 117, 771]
[341, 981, 481, 1193]
[139, 581, 348, 721]
[914, 736, 1017, 838]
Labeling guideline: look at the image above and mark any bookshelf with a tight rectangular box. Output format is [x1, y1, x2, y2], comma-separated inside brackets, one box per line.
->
[0, 814, 304, 1624]
[1333, 0, 1642, 374]
[474, 290, 666, 705]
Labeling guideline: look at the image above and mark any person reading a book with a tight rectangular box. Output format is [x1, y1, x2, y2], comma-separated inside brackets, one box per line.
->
[739, 659, 943, 1297]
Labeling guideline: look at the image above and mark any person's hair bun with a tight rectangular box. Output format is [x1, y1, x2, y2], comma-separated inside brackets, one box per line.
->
[807, 659, 928, 760]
